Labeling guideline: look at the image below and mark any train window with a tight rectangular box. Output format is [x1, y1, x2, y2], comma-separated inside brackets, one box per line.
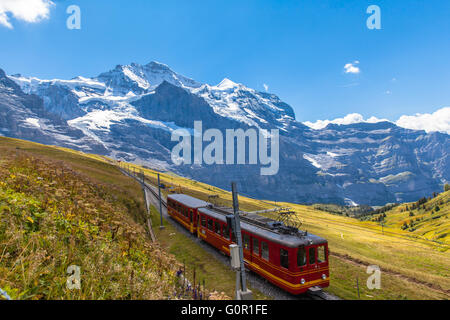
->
[318, 246, 326, 263]
[207, 219, 213, 231]
[201, 215, 206, 227]
[243, 233, 250, 250]
[297, 247, 306, 267]
[190, 210, 193, 222]
[261, 241, 269, 260]
[223, 224, 230, 240]
[280, 248, 289, 269]
[309, 247, 316, 265]
[252, 238, 260, 255]
[215, 221, 221, 234]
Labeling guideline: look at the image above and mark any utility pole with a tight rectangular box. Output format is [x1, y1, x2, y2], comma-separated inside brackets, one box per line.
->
[158, 173, 164, 229]
[230, 182, 252, 300]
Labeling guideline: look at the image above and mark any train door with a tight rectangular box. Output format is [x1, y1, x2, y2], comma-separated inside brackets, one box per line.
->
[308, 246, 318, 270]
[196, 210, 200, 235]
[189, 209, 194, 233]
[251, 236, 260, 264]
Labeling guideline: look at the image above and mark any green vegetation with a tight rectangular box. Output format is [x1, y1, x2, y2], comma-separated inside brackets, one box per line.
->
[1, 136, 449, 300]
[123, 161, 450, 300]
[0, 137, 182, 299]
[313, 203, 382, 218]
[148, 205, 262, 300]
[378, 191, 449, 243]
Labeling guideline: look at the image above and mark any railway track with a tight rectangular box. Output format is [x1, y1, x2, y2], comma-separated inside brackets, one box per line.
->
[120, 167, 339, 300]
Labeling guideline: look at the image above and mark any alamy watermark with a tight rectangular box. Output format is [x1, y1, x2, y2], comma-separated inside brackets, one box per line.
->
[366, 265, 381, 290]
[366, 5, 381, 30]
[66, 5, 81, 30]
[170, 121, 279, 176]
[66, 265, 81, 290]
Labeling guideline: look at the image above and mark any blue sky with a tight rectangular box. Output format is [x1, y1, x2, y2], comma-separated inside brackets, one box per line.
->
[0, 0, 449, 124]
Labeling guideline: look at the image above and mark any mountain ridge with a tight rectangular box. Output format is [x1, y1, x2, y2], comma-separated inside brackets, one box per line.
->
[1, 62, 448, 206]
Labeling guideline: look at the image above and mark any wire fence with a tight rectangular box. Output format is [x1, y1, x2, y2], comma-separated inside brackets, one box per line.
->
[171, 264, 209, 300]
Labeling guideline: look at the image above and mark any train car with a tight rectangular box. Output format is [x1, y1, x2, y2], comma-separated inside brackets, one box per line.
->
[197, 206, 329, 295]
[166, 193, 330, 295]
[167, 194, 209, 233]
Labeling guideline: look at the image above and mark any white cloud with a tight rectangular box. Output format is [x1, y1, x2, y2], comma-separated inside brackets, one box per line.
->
[395, 107, 450, 135]
[344, 61, 360, 74]
[303, 107, 450, 135]
[303, 113, 387, 130]
[0, 0, 54, 29]
[263, 83, 269, 92]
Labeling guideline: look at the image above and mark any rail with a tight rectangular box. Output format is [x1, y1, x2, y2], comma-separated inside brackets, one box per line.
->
[119, 164, 339, 300]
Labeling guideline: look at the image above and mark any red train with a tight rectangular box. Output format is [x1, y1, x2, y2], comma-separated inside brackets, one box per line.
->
[167, 193, 330, 295]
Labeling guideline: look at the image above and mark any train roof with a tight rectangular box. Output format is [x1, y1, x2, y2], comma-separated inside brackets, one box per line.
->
[198, 206, 327, 248]
[167, 194, 210, 209]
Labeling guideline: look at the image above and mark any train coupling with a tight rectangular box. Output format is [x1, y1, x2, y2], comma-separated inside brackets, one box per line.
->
[307, 286, 323, 293]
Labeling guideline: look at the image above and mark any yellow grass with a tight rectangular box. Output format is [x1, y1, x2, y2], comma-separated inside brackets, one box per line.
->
[118, 159, 450, 300]
[2, 136, 448, 300]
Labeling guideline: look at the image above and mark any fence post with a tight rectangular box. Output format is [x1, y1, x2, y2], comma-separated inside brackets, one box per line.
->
[357, 277, 360, 299]
[193, 267, 196, 299]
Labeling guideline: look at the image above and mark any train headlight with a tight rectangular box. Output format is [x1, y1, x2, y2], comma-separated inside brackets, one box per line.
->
[301, 278, 306, 284]
[322, 274, 327, 280]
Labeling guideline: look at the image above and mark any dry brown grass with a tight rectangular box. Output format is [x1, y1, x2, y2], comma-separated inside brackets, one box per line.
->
[0, 144, 182, 300]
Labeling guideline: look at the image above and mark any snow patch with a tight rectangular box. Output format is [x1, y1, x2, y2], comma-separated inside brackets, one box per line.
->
[25, 118, 40, 128]
[303, 154, 321, 168]
[344, 198, 359, 207]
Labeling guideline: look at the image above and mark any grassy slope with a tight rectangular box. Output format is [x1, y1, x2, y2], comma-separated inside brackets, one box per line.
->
[148, 205, 266, 300]
[380, 192, 449, 243]
[122, 162, 450, 300]
[0, 137, 183, 299]
[2, 137, 448, 300]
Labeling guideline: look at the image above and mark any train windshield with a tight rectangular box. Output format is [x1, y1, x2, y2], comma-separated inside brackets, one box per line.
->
[317, 245, 327, 263]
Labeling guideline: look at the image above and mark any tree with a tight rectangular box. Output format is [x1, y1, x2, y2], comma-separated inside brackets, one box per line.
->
[445, 184, 450, 192]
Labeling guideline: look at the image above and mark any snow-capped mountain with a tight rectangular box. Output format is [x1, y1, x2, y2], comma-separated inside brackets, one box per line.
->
[2, 62, 448, 206]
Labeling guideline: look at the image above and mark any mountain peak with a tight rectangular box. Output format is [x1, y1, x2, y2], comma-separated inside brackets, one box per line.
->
[145, 61, 171, 69]
[216, 78, 239, 89]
